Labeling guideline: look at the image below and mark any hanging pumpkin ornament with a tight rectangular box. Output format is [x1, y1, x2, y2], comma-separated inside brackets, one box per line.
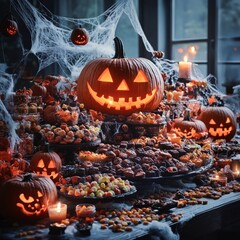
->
[70, 25, 89, 45]
[30, 144, 62, 182]
[77, 37, 164, 115]
[173, 109, 208, 139]
[0, 14, 18, 37]
[0, 173, 57, 221]
[198, 106, 237, 142]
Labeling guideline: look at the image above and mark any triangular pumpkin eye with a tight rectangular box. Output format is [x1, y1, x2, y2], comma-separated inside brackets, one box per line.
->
[133, 70, 149, 83]
[37, 191, 43, 198]
[98, 68, 113, 82]
[48, 160, 55, 168]
[37, 159, 45, 168]
[226, 117, 231, 123]
[209, 119, 216, 124]
[19, 193, 34, 203]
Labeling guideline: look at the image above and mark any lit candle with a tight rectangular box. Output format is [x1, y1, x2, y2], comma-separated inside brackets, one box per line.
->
[232, 168, 240, 179]
[209, 174, 227, 186]
[48, 202, 67, 222]
[179, 55, 192, 79]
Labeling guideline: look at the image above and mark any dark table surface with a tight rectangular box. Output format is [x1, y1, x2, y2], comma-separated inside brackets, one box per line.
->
[1, 190, 240, 240]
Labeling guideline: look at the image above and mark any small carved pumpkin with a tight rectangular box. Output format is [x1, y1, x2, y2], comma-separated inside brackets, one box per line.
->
[198, 106, 237, 141]
[71, 26, 89, 45]
[77, 37, 164, 115]
[0, 16, 18, 37]
[173, 109, 208, 139]
[0, 173, 57, 221]
[30, 146, 62, 182]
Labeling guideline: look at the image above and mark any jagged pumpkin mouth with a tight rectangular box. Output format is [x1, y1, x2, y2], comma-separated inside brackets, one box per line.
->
[87, 82, 157, 110]
[34, 170, 59, 179]
[209, 126, 233, 137]
[16, 203, 47, 216]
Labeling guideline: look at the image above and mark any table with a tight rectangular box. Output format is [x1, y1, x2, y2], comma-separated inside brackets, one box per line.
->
[1, 191, 240, 240]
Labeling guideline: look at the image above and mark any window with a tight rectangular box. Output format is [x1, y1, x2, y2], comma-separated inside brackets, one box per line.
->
[171, 0, 208, 76]
[170, 0, 240, 94]
[58, 0, 139, 58]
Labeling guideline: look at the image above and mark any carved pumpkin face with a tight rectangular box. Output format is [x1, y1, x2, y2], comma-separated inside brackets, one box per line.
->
[16, 190, 46, 216]
[0, 173, 57, 221]
[30, 150, 62, 182]
[77, 37, 164, 115]
[198, 106, 237, 141]
[71, 27, 89, 45]
[173, 111, 208, 139]
[0, 19, 18, 37]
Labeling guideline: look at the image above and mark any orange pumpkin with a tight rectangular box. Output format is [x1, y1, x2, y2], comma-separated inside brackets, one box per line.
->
[198, 106, 237, 141]
[173, 110, 208, 139]
[30, 147, 62, 182]
[0, 15, 18, 37]
[77, 37, 164, 115]
[0, 173, 57, 221]
[71, 26, 89, 45]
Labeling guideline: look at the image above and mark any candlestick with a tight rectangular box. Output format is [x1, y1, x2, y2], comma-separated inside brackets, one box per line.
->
[179, 55, 192, 81]
[48, 202, 67, 222]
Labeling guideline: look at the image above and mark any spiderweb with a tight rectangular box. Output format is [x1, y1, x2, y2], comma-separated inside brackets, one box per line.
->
[10, 0, 155, 81]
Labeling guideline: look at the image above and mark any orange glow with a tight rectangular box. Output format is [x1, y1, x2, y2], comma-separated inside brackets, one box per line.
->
[117, 79, 129, 91]
[178, 48, 184, 54]
[189, 46, 196, 55]
[48, 160, 55, 168]
[98, 68, 113, 82]
[37, 159, 45, 168]
[133, 70, 149, 82]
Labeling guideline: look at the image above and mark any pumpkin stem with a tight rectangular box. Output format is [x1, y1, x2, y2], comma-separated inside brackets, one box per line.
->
[113, 37, 125, 59]
[183, 109, 192, 121]
[23, 173, 33, 182]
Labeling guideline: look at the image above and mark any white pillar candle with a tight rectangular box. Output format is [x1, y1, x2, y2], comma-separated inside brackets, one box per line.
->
[48, 202, 67, 222]
[179, 55, 192, 79]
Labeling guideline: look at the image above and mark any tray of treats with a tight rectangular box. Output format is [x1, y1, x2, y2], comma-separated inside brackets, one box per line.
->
[57, 174, 137, 203]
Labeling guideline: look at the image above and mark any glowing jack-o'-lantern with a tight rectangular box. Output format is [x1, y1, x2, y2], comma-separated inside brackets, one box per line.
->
[198, 106, 237, 141]
[77, 37, 164, 115]
[0, 16, 18, 37]
[30, 147, 62, 182]
[173, 109, 208, 139]
[71, 26, 89, 45]
[0, 173, 57, 221]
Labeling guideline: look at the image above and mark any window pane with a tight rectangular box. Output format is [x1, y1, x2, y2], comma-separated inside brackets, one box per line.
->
[193, 64, 207, 77]
[218, 40, 240, 62]
[58, 0, 104, 18]
[218, 0, 240, 38]
[116, 0, 139, 57]
[217, 64, 240, 94]
[172, 0, 208, 40]
[172, 42, 207, 62]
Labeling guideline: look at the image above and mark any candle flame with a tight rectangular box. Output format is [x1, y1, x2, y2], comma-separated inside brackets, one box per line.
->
[183, 55, 188, 62]
[56, 202, 61, 212]
[190, 46, 196, 54]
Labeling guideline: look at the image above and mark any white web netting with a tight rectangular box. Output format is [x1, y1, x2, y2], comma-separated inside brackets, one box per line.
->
[11, 0, 155, 81]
